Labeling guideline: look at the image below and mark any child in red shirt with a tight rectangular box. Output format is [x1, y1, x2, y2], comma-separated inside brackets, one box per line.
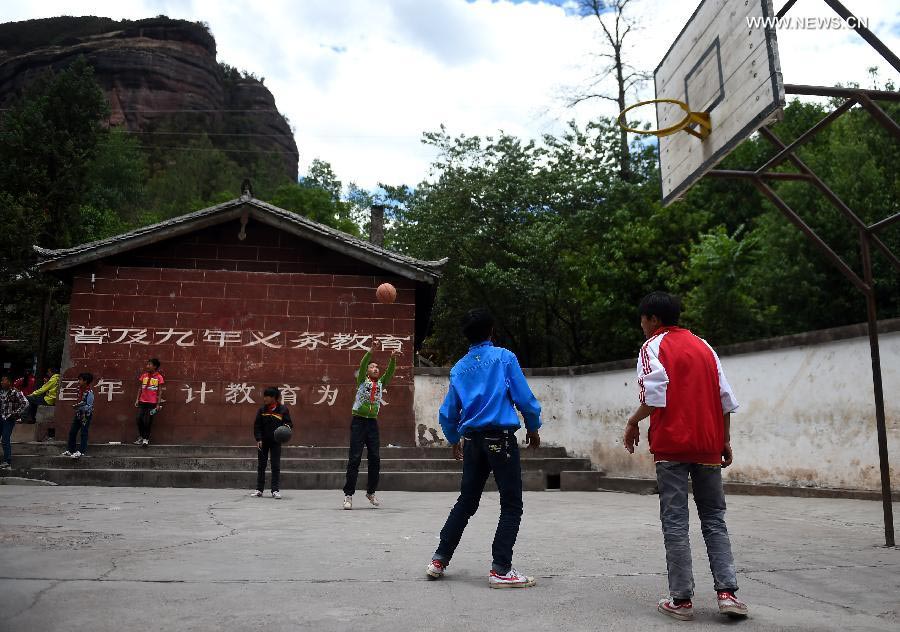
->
[134, 358, 164, 447]
[623, 292, 747, 621]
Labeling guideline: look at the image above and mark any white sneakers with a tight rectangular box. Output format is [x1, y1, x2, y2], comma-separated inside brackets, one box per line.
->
[250, 490, 281, 499]
[141, 439, 150, 447]
[488, 568, 536, 589]
[658, 598, 694, 620]
[717, 591, 749, 617]
[72, 451, 82, 459]
[656, 593, 749, 621]
[133, 438, 143, 445]
[342, 494, 380, 509]
[61, 450, 72, 457]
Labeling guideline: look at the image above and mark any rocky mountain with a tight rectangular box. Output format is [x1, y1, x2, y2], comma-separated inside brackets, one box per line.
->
[0, 16, 299, 181]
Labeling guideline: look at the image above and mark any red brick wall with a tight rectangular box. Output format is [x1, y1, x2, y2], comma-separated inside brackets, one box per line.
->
[59, 264, 416, 446]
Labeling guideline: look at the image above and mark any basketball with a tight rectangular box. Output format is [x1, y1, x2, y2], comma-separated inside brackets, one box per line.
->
[376, 283, 397, 304]
[273, 424, 293, 444]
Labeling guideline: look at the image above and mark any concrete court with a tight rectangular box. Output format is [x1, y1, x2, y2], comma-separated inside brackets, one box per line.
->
[0, 486, 897, 632]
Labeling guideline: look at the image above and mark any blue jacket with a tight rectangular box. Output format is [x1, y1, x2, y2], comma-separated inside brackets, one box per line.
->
[74, 388, 95, 416]
[438, 341, 542, 445]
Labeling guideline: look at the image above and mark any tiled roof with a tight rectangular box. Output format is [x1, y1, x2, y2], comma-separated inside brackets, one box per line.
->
[34, 195, 446, 283]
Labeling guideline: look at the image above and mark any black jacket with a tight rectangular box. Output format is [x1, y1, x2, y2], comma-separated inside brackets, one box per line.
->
[253, 403, 293, 442]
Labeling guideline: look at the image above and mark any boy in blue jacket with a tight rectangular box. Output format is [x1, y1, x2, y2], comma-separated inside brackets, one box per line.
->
[62, 372, 94, 459]
[426, 308, 542, 588]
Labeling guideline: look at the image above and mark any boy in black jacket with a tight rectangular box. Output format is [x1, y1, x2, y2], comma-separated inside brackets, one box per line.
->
[252, 387, 293, 499]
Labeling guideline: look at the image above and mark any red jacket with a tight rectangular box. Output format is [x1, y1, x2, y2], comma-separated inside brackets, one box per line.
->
[637, 327, 738, 464]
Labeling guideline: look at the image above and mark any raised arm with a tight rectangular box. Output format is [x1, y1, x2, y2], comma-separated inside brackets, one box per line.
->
[380, 354, 397, 386]
[356, 350, 372, 386]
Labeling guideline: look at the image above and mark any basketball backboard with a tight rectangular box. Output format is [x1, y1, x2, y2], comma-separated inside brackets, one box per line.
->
[654, 0, 785, 206]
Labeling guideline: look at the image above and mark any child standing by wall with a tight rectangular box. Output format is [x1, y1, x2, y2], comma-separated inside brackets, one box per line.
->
[252, 387, 294, 500]
[62, 372, 94, 459]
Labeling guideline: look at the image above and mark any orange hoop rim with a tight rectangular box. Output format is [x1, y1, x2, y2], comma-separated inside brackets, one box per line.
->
[617, 98, 710, 138]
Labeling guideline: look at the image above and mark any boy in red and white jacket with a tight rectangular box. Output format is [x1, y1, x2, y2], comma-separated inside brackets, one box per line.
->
[623, 292, 748, 621]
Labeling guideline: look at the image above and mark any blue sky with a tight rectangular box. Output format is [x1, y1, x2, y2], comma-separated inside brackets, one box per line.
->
[4, 0, 899, 189]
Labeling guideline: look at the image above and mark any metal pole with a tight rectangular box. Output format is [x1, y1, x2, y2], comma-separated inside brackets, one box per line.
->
[784, 85, 900, 102]
[822, 0, 900, 74]
[859, 230, 896, 547]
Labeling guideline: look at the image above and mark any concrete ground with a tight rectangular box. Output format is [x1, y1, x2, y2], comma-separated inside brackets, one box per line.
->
[0, 487, 897, 632]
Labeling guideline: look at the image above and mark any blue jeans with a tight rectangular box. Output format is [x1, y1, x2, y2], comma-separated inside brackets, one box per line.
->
[434, 429, 523, 575]
[656, 462, 739, 599]
[67, 413, 92, 453]
[1, 416, 15, 464]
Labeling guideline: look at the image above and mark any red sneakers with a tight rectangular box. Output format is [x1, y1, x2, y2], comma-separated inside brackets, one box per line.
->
[717, 591, 749, 617]
[426, 559, 445, 579]
[658, 597, 694, 620]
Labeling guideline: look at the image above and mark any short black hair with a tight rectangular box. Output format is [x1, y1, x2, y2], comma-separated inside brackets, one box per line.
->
[461, 308, 494, 344]
[148, 358, 161, 369]
[638, 291, 681, 326]
[263, 386, 281, 399]
[78, 372, 94, 384]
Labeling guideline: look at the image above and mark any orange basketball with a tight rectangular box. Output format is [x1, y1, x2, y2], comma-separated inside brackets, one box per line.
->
[376, 283, 397, 304]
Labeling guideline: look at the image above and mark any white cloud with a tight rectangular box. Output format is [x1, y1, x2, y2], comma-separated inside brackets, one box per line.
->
[4, 0, 898, 190]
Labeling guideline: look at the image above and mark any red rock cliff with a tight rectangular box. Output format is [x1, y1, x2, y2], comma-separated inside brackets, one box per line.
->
[0, 16, 299, 180]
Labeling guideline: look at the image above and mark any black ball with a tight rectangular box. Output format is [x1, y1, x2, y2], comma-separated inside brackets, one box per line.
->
[273, 425, 293, 444]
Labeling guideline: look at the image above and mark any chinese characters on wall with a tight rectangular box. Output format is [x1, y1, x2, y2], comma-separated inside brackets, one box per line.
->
[70, 327, 410, 352]
[59, 380, 354, 407]
[66, 326, 406, 408]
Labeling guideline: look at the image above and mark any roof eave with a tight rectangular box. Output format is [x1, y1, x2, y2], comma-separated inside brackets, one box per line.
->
[33, 197, 447, 284]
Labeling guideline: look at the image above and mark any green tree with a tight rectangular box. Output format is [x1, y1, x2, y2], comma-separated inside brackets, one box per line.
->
[0, 56, 110, 249]
[0, 57, 111, 368]
[305, 158, 343, 202]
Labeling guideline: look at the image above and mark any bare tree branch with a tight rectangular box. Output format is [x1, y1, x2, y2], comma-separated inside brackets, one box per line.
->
[568, 93, 622, 106]
[562, 0, 649, 181]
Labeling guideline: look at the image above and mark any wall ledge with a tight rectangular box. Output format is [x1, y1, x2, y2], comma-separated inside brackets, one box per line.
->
[414, 318, 900, 378]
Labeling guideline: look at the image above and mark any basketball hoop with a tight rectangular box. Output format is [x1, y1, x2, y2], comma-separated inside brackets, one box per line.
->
[617, 98, 711, 140]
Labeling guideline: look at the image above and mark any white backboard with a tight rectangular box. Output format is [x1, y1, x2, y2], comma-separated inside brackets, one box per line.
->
[655, 0, 785, 206]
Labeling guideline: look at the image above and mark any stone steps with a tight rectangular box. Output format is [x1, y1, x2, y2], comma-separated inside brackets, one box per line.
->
[4, 442, 603, 491]
[10, 454, 592, 474]
[17, 443, 571, 458]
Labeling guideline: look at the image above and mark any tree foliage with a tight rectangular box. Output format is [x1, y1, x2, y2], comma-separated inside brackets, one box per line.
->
[0, 59, 361, 369]
[388, 95, 900, 366]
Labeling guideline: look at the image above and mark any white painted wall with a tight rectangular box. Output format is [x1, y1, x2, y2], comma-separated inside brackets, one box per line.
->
[414, 331, 900, 491]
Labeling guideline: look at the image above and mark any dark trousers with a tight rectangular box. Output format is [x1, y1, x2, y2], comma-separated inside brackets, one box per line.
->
[342, 416, 381, 496]
[26, 395, 51, 422]
[67, 413, 92, 454]
[136, 403, 155, 439]
[1, 416, 16, 464]
[257, 439, 282, 492]
[433, 429, 523, 575]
